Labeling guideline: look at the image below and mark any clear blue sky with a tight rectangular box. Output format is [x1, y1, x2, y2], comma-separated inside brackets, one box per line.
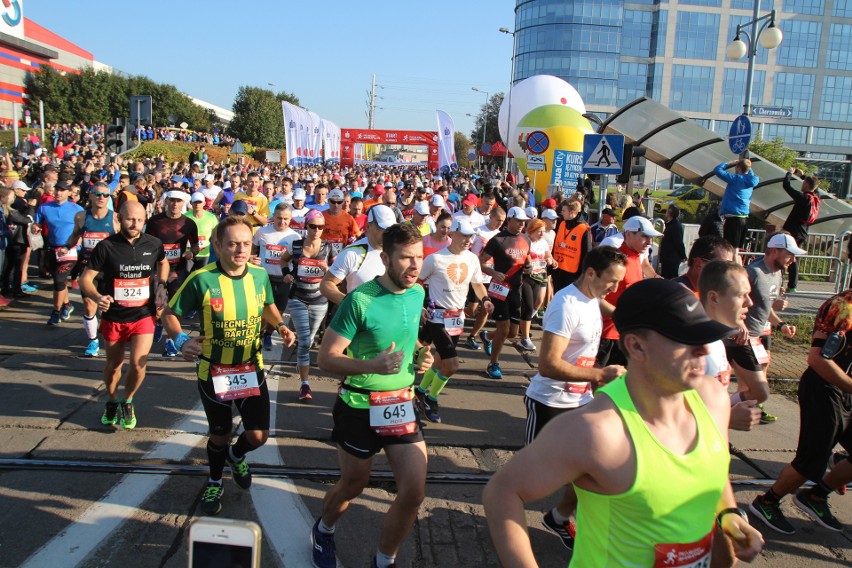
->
[26, 1, 514, 140]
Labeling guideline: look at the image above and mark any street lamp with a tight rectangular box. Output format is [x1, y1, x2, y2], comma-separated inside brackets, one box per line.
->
[726, 0, 782, 116]
[499, 26, 516, 182]
[472, 87, 489, 169]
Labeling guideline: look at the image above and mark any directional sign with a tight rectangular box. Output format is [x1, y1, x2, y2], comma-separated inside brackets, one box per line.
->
[526, 131, 550, 154]
[582, 134, 624, 174]
[481, 143, 492, 155]
[728, 114, 752, 155]
[526, 154, 546, 171]
[751, 105, 793, 120]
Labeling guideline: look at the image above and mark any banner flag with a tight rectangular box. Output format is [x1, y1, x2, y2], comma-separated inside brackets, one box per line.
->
[436, 110, 457, 171]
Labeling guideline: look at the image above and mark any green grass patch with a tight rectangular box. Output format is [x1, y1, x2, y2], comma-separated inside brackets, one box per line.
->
[0, 128, 49, 152]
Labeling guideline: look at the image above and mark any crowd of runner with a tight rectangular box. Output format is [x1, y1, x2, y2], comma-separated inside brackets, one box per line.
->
[0, 136, 849, 567]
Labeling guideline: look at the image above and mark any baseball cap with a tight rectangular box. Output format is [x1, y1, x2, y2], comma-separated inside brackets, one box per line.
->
[164, 190, 190, 201]
[350, 191, 363, 199]
[542, 198, 557, 210]
[541, 209, 558, 220]
[623, 216, 663, 237]
[450, 218, 476, 235]
[170, 175, 183, 183]
[602, 207, 616, 217]
[462, 193, 478, 206]
[766, 233, 807, 255]
[384, 182, 393, 188]
[367, 204, 396, 229]
[230, 200, 249, 215]
[373, 186, 387, 196]
[430, 195, 445, 208]
[613, 279, 736, 346]
[11, 180, 30, 192]
[190, 192, 205, 203]
[525, 206, 538, 219]
[203, 173, 215, 182]
[414, 201, 430, 215]
[507, 206, 530, 220]
[328, 188, 345, 201]
[55, 180, 72, 191]
[293, 188, 307, 201]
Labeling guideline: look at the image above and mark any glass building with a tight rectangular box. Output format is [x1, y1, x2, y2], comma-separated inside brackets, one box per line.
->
[513, 0, 852, 197]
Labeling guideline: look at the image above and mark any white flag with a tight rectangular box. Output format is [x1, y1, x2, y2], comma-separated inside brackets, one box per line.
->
[436, 110, 457, 171]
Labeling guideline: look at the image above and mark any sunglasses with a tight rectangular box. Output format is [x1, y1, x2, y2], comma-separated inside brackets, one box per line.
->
[91, 192, 110, 198]
[328, 200, 344, 205]
[307, 224, 325, 230]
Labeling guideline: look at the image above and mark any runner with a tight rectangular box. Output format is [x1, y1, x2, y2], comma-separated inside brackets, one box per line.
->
[185, 192, 219, 270]
[672, 235, 735, 295]
[322, 188, 361, 258]
[33, 180, 84, 325]
[407, 201, 432, 236]
[464, 206, 506, 350]
[749, 288, 852, 535]
[415, 218, 492, 423]
[163, 216, 296, 515]
[79, 201, 169, 429]
[484, 278, 764, 566]
[311, 223, 434, 568]
[525, 246, 627, 550]
[421, 211, 452, 258]
[232, 171, 270, 227]
[517, 219, 556, 351]
[63, 182, 119, 355]
[452, 192, 486, 227]
[478, 207, 532, 379]
[289, 187, 310, 239]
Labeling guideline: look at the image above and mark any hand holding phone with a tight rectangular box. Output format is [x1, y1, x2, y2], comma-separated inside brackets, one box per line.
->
[188, 517, 260, 568]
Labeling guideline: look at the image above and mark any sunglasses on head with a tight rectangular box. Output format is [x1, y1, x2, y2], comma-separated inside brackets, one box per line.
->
[91, 191, 110, 198]
[307, 224, 324, 230]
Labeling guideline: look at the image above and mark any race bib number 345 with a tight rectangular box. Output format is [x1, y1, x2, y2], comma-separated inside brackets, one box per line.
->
[211, 362, 260, 401]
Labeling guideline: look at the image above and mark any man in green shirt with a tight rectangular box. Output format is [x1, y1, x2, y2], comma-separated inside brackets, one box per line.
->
[185, 192, 219, 269]
[310, 223, 433, 568]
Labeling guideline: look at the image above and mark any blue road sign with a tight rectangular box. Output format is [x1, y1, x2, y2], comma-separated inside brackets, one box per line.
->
[481, 143, 492, 155]
[751, 105, 793, 120]
[527, 131, 550, 154]
[582, 134, 624, 174]
[728, 114, 752, 154]
[467, 148, 476, 161]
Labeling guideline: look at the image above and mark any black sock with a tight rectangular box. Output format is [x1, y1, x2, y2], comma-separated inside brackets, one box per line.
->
[207, 440, 228, 481]
[763, 488, 783, 503]
[230, 432, 258, 461]
[809, 481, 833, 499]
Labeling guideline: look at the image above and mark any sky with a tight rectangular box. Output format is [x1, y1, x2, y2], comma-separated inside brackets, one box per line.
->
[25, 0, 515, 142]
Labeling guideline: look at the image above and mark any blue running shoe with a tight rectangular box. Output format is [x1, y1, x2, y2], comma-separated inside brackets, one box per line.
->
[84, 339, 99, 357]
[164, 338, 178, 357]
[47, 311, 61, 326]
[479, 330, 492, 356]
[21, 282, 38, 292]
[311, 518, 337, 568]
[486, 362, 503, 379]
[60, 303, 74, 321]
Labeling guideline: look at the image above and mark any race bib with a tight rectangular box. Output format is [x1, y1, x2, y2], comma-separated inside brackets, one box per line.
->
[488, 280, 510, 301]
[530, 259, 547, 273]
[290, 219, 307, 238]
[296, 257, 325, 283]
[198, 235, 209, 250]
[750, 337, 770, 366]
[564, 382, 591, 395]
[264, 244, 286, 266]
[55, 248, 78, 262]
[369, 387, 417, 436]
[576, 356, 596, 368]
[328, 240, 345, 256]
[82, 231, 109, 251]
[443, 308, 464, 336]
[211, 362, 260, 402]
[653, 531, 713, 568]
[114, 277, 150, 307]
[163, 243, 181, 264]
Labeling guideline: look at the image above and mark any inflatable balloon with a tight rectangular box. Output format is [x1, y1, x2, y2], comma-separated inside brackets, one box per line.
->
[498, 75, 586, 161]
[513, 104, 593, 203]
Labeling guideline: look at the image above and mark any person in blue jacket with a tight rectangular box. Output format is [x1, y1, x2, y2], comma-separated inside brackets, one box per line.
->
[714, 159, 759, 257]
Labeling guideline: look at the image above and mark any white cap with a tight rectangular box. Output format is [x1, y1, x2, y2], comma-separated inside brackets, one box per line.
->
[190, 191, 205, 203]
[541, 209, 558, 220]
[430, 195, 445, 207]
[450, 218, 476, 235]
[328, 188, 345, 201]
[293, 188, 307, 201]
[203, 174, 214, 182]
[507, 206, 530, 220]
[767, 233, 807, 255]
[367, 204, 397, 229]
[414, 201, 430, 215]
[524, 206, 538, 219]
[623, 216, 663, 237]
[11, 180, 30, 192]
[164, 190, 190, 201]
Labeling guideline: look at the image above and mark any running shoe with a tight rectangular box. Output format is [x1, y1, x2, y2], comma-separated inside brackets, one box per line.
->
[830, 452, 849, 495]
[758, 404, 778, 424]
[464, 335, 482, 350]
[153, 322, 163, 344]
[163, 338, 178, 357]
[227, 455, 252, 489]
[786, 287, 798, 293]
[119, 401, 137, 429]
[84, 339, 100, 357]
[486, 362, 503, 379]
[21, 282, 38, 292]
[542, 510, 576, 550]
[101, 400, 120, 425]
[60, 303, 74, 321]
[748, 495, 795, 534]
[299, 383, 313, 401]
[0, 295, 10, 307]
[793, 490, 844, 532]
[47, 311, 61, 326]
[263, 333, 273, 351]
[518, 337, 536, 351]
[311, 518, 337, 568]
[13, 290, 30, 299]
[199, 481, 224, 516]
[423, 396, 442, 423]
[479, 330, 493, 356]
[70, 279, 79, 290]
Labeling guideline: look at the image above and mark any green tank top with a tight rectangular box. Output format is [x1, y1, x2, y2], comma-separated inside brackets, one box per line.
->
[570, 377, 729, 567]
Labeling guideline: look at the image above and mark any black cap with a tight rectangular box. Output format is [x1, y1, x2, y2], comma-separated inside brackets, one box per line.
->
[613, 279, 736, 346]
[230, 200, 249, 215]
[55, 180, 72, 191]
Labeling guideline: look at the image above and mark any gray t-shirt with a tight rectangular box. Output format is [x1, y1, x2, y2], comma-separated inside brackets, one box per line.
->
[745, 258, 782, 336]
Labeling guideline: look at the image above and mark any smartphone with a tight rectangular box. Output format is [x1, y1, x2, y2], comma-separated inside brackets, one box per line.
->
[821, 332, 847, 359]
[188, 517, 261, 568]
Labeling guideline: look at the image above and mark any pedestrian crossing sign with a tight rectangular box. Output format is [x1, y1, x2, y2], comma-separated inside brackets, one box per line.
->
[582, 134, 624, 174]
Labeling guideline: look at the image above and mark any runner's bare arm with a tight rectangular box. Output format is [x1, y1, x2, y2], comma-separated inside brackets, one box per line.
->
[470, 283, 494, 313]
[599, 298, 615, 317]
[80, 267, 112, 311]
[319, 272, 346, 305]
[262, 302, 295, 347]
[478, 251, 505, 281]
[538, 331, 624, 386]
[716, 482, 765, 562]
[63, 210, 87, 249]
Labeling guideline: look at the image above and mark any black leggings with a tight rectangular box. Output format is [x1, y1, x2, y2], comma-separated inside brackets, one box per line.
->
[1, 243, 26, 293]
[520, 278, 546, 322]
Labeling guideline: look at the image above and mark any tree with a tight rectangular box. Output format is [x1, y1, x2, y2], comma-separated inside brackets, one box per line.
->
[748, 133, 808, 172]
[228, 86, 289, 148]
[24, 66, 72, 124]
[454, 131, 473, 169]
[469, 92, 504, 149]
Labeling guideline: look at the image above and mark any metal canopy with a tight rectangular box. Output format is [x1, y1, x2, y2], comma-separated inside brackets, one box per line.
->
[601, 98, 852, 236]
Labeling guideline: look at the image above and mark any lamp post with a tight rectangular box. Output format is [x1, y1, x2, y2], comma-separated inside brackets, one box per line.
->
[725, 0, 783, 116]
[472, 87, 489, 170]
[499, 26, 516, 182]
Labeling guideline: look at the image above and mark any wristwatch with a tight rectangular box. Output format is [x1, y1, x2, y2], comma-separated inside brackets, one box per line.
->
[480, 296, 492, 304]
[716, 507, 747, 530]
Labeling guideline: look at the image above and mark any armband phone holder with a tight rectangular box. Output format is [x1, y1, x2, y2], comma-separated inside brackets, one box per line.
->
[821, 332, 846, 359]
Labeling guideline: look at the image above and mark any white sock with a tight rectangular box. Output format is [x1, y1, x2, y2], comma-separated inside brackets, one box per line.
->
[83, 315, 98, 341]
[318, 519, 335, 534]
[208, 477, 222, 485]
[375, 551, 395, 568]
[551, 507, 571, 525]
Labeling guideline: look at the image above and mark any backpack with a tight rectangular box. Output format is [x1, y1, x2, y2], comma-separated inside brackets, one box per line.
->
[804, 192, 820, 225]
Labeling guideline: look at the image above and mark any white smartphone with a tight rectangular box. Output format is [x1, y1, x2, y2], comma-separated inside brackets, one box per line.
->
[188, 517, 261, 568]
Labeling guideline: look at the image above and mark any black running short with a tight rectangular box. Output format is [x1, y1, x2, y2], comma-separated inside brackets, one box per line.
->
[331, 396, 423, 459]
[596, 337, 627, 367]
[490, 286, 522, 323]
[524, 396, 572, 446]
[46, 248, 76, 291]
[725, 340, 765, 372]
[197, 372, 270, 436]
[422, 319, 460, 360]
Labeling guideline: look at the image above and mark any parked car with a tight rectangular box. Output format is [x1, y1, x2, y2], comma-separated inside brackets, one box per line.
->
[654, 186, 720, 223]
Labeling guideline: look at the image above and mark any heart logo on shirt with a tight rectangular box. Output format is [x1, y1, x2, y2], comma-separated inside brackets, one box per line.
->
[447, 263, 468, 285]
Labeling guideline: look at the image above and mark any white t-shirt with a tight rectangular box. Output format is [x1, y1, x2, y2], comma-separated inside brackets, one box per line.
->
[472, 224, 501, 284]
[328, 237, 385, 292]
[525, 284, 601, 408]
[704, 339, 732, 387]
[543, 228, 556, 250]
[420, 248, 483, 310]
[453, 209, 486, 229]
[253, 225, 300, 278]
[290, 206, 311, 238]
[600, 232, 649, 262]
[200, 185, 221, 203]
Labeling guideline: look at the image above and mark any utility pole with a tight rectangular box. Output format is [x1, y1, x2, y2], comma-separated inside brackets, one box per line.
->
[367, 74, 378, 129]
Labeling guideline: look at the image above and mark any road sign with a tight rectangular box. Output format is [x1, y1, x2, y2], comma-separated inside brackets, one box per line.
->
[526, 131, 549, 154]
[526, 154, 546, 171]
[467, 148, 476, 161]
[481, 143, 492, 155]
[582, 134, 624, 174]
[728, 114, 752, 155]
[751, 105, 793, 120]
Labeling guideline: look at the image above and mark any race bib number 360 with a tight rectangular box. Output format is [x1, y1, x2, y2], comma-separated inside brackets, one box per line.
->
[369, 387, 417, 436]
[211, 362, 260, 401]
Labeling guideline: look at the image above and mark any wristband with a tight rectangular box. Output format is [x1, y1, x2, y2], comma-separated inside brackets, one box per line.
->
[480, 297, 492, 304]
[276, 321, 288, 329]
[174, 332, 191, 352]
[775, 321, 787, 331]
[716, 507, 747, 530]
